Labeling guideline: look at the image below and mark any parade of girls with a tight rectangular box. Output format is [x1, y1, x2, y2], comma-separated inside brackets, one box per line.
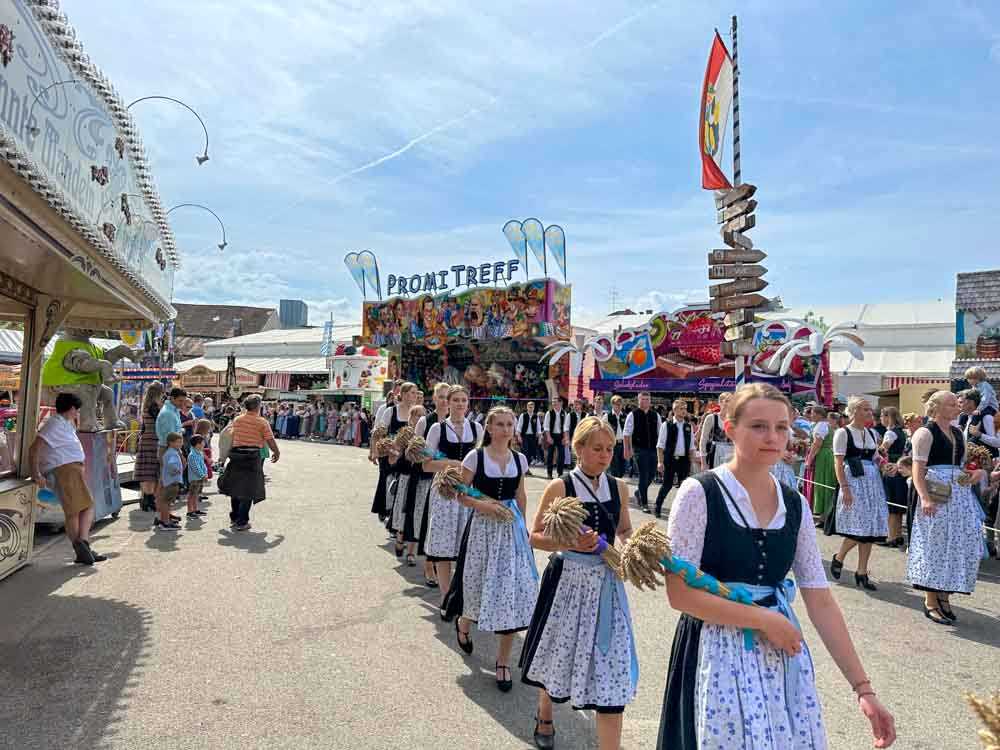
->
[362, 380, 961, 750]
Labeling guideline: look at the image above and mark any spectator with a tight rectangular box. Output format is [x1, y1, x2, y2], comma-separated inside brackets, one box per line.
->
[155, 432, 184, 531]
[185, 434, 209, 519]
[134, 382, 165, 512]
[623, 391, 662, 512]
[29, 393, 107, 564]
[220, 395, 280, 531]
[155, 387, 186, 460]
[191, 393, 205, 420]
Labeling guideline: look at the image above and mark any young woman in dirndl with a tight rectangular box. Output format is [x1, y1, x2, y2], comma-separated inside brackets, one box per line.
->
[407, 383, 450, 585]
[388, 403, 425, 559]
[658, 383, 896, 750]
[829, 397, 889, 592]
[442, 406, 538, 693]
[520, 416, 637, 750]
[907, 390, 989, 625]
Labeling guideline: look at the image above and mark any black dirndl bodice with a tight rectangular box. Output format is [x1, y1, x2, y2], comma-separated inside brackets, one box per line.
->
[471, 447, 522, 500]
[658, 471, 801, 750]
[926, 422, 964, 466]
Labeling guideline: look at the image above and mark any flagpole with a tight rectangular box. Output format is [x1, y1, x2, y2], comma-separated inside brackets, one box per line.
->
[731, 15, 741, 188]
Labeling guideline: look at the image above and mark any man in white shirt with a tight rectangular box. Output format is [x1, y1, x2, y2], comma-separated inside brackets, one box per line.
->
[516, 401, 541, 466]
[29, 393, 105, 565]
[623, 392, 662, 511]
[562, 399, 587, 469]
[603, 395, 627, 477]
[543, 396, 567, 478]
[654, 400, 694, 518]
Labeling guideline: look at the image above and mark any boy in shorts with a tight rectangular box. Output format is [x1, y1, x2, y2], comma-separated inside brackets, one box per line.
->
[156, 432, 184, 530]
[186, 434, 209, 519]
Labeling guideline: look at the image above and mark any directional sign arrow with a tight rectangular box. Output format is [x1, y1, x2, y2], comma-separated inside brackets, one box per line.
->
[724, 324, 757, 342]
[708, 264, 768, 280]
[710, 278, 769, 298]
[708, 248, 767, 265]
[724, 309, 757, 326]
[722, 340, 757, 358]
[721, 229, 754, 250]
[710, 293, 770, 313]
[714, 183, 757, 210]
[717, 199, 757, 225]
[722, 213, 755, 235]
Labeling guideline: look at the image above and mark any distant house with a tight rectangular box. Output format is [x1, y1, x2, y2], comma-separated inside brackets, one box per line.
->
[953, 269, 1000, 384]
[172, 303, 280, 361]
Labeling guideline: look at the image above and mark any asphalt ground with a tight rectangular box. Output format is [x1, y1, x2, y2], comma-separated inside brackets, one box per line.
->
[1, 440, 997, 749]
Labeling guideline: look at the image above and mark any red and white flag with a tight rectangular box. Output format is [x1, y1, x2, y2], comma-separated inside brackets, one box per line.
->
[699, 31, 734, 190]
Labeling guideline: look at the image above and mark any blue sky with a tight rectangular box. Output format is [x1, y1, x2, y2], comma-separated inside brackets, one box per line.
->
[64, 0, 1000, 327]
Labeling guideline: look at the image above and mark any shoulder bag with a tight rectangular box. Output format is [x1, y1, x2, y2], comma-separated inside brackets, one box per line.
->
[923, 430, 957, 504]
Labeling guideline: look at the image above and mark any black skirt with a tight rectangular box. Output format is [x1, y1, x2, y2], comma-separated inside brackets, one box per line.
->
[441, 514, 474, 622]
[883, 473, 908, 515]
[370, 457, 389, 518]
[657, 613, 702, 749]
[220, 447, 265, 502]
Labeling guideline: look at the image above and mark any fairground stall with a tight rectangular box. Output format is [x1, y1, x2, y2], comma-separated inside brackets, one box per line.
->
[361, 274, 573, 409]
[586, 305, 864, 409]
[310, 343, 389, 411]
[0, 1, 176, 578]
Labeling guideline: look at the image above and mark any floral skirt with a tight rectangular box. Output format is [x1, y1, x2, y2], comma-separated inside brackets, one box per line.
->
[834, 460, 888, 542]
[425, 488, 471, 562]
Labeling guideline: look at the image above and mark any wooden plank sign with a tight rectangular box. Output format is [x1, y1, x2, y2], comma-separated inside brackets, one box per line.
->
[708, 248, 766, 264]
[710, 278, 768, 297]
[708, 264, 767, 280]
[714, 183, 757, 210]
[724, 309, 756, 326]
[721, 229, 753, 250]
[724, 323, 756, 342]
[716, 199, 757, 224]
[722, 340, 756, 357]
[710, 293, 769, 313]
[721, 213, 755, 235]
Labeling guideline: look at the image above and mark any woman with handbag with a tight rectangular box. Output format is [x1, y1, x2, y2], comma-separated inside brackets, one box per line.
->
[829, 397, 889, 591]
[907, 390, 989, 625]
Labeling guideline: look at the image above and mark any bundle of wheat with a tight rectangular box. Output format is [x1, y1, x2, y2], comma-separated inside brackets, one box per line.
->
[392, 426, 415, 453]
[405, 436, 431, 464]
[431, 465, 513, 521]
[373, 437, 394, 458]
[542, 495, 622, 574]
[965, 691, 1000, 749]
[618, 522, 671, 590]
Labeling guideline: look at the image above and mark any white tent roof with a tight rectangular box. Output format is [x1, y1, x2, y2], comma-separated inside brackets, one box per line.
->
[175, 356, 328, 375]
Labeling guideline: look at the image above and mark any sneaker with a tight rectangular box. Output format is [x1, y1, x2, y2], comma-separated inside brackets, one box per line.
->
[186, 512, 201, 519]
[193, 509, 208, 516]
[156, 521, 180, 531]
[169, 514, 181, 522]
[234, 523, 251, 531]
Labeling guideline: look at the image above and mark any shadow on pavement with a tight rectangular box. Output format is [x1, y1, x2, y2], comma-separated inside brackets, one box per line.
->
[217, 528, 285, 553]
[0, 584, 152, 750]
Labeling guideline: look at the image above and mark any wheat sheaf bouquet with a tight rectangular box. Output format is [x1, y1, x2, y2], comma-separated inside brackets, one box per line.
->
[432, 466, 514, 523]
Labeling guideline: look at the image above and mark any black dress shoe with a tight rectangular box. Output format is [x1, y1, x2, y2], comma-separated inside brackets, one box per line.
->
[72, 539, 95, 565]
[924, 606, 951, 625]
[533, 715, 555, 749]
[938, 600, 957, 622]
[830, 553, 843, 580]
[495, 663, 512, 692]
[455, 619, 473, 655]
[854, 573, 877, 591]
[83, 541, 107, 562]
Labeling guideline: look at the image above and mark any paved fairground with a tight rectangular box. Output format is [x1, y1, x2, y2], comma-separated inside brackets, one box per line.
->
[1, 440, 998, 749]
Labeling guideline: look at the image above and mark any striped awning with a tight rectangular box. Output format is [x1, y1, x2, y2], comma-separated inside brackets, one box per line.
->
[264, 372, 291, 390]
[882, 376, 951, 390]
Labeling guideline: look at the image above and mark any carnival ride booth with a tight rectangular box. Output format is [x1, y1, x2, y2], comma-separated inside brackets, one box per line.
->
[0, 2, 177, 578]
[362, 278, 573, 407]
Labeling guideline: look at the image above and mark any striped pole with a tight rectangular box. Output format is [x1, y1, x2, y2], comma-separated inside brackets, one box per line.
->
[731, 15, 741, 187]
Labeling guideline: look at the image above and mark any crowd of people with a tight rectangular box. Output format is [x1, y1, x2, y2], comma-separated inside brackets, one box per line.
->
[362, 379, 928, 749]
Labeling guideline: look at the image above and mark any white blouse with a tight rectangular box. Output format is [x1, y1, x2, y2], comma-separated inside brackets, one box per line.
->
[425, 419, 479, 454]
[667, 466, 829, 589]
[811, 421, 830, 440]
[566, 468, 612, 503]
[462, 448, 529, 477]
[832, 425, 878, 456]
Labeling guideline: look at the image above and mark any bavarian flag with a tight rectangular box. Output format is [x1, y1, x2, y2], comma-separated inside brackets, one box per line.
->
[699, 31, 734, 190]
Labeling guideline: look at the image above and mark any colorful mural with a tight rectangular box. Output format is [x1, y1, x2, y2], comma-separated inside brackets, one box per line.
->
[363, 279, 571, 348]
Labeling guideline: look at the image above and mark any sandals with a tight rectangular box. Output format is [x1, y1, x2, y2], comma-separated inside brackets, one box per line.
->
[495, 662, 512, 693]
[830, 553, 843, 580]
[533, 715, 556, 749]
[455, 618, 473, 655]
[938, 599, 957, 622]
[924, 605, 951, 626]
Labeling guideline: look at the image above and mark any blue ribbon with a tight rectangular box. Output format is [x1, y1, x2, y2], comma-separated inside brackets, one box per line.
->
[724, 579, 808, 736]
[563, 551, 640, 694]
[504, 499, 539, 581]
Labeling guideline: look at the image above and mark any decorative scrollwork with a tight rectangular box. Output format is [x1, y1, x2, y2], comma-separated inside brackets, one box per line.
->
[0, 510, 24, 564]
[0, 270, 40, 307]
[39, 298, 63, 349]
[0, 25, 15, 68]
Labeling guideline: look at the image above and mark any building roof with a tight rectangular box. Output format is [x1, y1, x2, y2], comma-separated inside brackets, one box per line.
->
[762, 301, 953, 327]
[956, 270, 1000, 313]
[951, 359, 1000, 382]
[172, 303, 278, 339]
[831, 347, 955, 378]
[175, 356, 328, 375]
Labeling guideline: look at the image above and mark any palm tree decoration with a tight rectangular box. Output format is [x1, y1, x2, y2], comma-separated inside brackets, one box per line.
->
[540, 336, 612, 401]
[761, 319, 865, 407]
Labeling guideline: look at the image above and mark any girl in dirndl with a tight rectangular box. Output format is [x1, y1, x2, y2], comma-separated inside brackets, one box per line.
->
[370, 383, 416, 524]
[697, 392, 733, 469]
[829, 397, 889, 592]
[520, 417, 637, 750]
[770, 412, 801, 490]
[443, 406, 538, 694]
[389, 404, 425, 558]
[907, 390, 989, 626]
[804, 406, 837, 518]
[408, 383, 450, 587]
[878, 407, 908, 548]
[658, 383, 896, 750]
[423, 386, 482, 610]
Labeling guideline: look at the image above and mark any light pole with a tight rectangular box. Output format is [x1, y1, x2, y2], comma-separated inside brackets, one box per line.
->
[126, 96, 211, 165]
[166, 203, 228, 251]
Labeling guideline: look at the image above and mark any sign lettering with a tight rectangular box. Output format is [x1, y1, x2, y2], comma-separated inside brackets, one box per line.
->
[387, 258, 520, 296]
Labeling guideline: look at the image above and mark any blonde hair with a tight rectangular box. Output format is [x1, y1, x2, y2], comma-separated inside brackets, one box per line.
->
[880, 406, 903, 429]
[727, 383, 791, 424]
[408, 405, 426, 427]
[399, 381, 418, 396]
[447, 385, 469, 401]
[924, 390, 954, 418]
[482, 405, 516, 447]
[964, 366, 987, 382]
[902, 412, 919, 424]
[195, 418, 213, 436]
[610, 395, 623, 406]
[844, 395, 870, 419]
[571, 416, 615, 457]
[433, 382, 451, 396]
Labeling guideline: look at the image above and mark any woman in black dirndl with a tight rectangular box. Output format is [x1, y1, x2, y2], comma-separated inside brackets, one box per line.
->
[388, 404, 425, 561]
[658, 384, 895, 750]
[442, 406, 538, 693]
[877, 407, 908, 548]
[520, 416, 636, 750]
[407, 383, 450, 586]
[829, 397, 889, 591]
[369, 393, 397, 521]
